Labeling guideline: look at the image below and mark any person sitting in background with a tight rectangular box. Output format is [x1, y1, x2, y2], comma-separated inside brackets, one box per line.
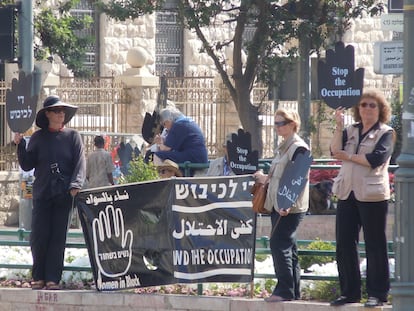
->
[144, 127, 169, 163]
[86, 135, 115, 188]
[155, 159, 183, 179]
[153, 107, 208, 176]
[206, 133, 235, 176]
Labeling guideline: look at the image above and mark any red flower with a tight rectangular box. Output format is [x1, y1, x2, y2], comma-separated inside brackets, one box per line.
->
[309, 161, 340, 184]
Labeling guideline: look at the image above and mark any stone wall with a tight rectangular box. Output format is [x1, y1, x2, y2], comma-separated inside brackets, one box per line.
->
[95, 2, 396, 157]
[0, 289, 392, 311]
[0, 172, 20, 227]
[96, 2, 394, 87]
[25, 1, 397, 158]
[256, 206, 395, 242]
[100, 14, 156, 77]
[345, 14, 394, 88]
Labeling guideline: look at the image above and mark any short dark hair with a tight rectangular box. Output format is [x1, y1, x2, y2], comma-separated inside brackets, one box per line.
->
[94, 135, 105, 147]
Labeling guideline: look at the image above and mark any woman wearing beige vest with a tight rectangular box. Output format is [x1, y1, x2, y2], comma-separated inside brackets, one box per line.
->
[254, 109, 309, 302]
[330, 89, 394, 308]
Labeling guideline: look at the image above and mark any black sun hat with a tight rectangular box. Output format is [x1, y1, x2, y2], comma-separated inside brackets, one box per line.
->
[35, 95, 78, 129]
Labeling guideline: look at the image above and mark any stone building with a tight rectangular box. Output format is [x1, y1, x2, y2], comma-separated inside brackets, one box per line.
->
[0, 0, 402, 227]
[2, 0, 400, 155]
[73, 1, 398, 154]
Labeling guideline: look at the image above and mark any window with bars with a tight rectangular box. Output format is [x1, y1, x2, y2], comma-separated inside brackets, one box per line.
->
[70, 0, 99, 76]
[155, 2, 183, 77]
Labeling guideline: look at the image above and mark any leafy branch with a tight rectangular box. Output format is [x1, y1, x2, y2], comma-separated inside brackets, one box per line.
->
[34, 0, 94, 77]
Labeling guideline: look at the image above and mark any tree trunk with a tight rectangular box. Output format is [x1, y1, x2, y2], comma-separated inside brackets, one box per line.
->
[297, 34, 311, 145]
[234, 85, 264, 158]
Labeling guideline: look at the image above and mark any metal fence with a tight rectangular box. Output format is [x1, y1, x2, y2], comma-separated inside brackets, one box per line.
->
[0, 75, 401, 171]
[0, 80, 17, 171]
[0, 77, 130, 170]
[166, 76, 278, 158]
[56, 77, 130, 134]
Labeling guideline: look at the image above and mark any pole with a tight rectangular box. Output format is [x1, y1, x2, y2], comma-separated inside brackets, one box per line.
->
[297, 34, 311, 145]
[17, 0, 35, 233]
[392, 1, 414, 310]
[18, 0, 33, 75]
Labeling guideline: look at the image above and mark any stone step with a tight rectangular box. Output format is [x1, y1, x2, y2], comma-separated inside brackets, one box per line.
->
[0, 288, 392, 311]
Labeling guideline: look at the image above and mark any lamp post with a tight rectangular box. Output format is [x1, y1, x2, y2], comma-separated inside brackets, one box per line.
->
[18, 0, 33, 74]
[17, 0, 35, 232]
[392, 1, 414, 310]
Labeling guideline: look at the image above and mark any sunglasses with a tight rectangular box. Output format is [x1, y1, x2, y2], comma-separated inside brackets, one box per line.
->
[274, 120, 291, 127]
[359, 102, 378, 109]
[47, 107, 66, 113]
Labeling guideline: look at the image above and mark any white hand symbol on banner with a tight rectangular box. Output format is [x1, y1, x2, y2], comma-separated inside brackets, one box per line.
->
[92, 205, 133, 278]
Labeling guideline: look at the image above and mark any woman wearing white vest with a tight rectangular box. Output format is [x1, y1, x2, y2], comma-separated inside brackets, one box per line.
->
[254, 109, 310, 302]
[330, 89, 394, 308]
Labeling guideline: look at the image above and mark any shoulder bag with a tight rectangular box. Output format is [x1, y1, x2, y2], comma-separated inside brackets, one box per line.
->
[250, 180, 270, 214]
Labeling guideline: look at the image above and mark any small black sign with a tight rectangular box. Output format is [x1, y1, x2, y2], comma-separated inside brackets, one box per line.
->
[142, 111, 162, 144]
[6, 72, 38, 133]
[318, 41, 364, 109]
[226, 129, 259, 175]
[277, 149, 313, 210]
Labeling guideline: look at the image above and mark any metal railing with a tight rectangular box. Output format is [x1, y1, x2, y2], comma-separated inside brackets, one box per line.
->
[178, 160, 399, 176]
[254, 236, 395, 282]
[0, 229, 88, 272]
[0, 229, 395, 282]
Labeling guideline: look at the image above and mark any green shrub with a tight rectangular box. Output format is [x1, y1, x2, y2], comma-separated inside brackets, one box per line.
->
[119, 156, 159, 183]
[299, 239, 336, 272]
[255, 254, 268, 262]
[302, 280, 340, 301]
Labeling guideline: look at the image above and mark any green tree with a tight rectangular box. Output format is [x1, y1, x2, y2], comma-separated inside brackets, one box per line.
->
[97, 0, 384, 155]
[34, 0, 94, 77]
[0, 0, 94, 77]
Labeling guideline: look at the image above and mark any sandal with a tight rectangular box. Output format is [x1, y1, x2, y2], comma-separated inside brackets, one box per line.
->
[31, 280, 45, 290]
[45, 281, 61, 290]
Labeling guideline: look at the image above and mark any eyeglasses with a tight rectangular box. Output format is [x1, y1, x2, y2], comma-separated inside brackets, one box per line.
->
[47, 107, 66, 113]
[359, 102, 378, 109]
[274, 120, 291, 127]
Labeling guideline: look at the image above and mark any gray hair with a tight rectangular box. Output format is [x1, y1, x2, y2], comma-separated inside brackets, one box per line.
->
[159, 107, 184, 123]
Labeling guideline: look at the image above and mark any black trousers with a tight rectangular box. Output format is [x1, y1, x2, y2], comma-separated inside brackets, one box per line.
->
[269, 211, 305, 300]
[336, 192, 390, 301]
[31, 193, 72, 283]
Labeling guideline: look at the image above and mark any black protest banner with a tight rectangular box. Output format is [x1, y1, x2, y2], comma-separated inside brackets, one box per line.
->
[6, 72, 38, 133]
[277, 150, 313, 210]
[318, 41, 364, 109]
[76, 175, 256, 291]
[226, 129, 259, 175]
